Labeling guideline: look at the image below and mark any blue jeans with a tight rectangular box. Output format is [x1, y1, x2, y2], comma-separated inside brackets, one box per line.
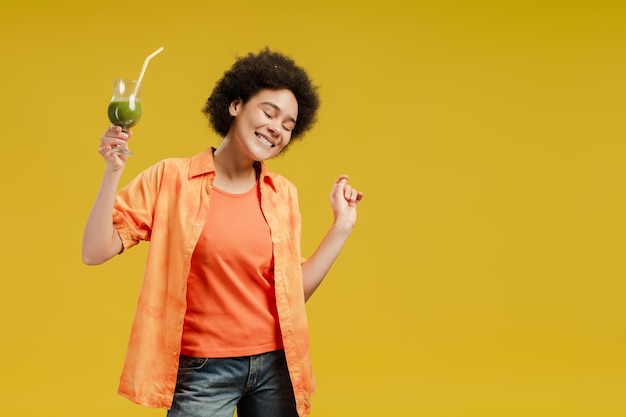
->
[166, 349, 298, 417]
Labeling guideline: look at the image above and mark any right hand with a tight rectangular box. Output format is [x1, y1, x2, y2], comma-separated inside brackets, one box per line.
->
[99, 125, 132, 170]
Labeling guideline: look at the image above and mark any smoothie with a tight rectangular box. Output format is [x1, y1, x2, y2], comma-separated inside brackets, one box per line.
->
[108, 99, 142, 131]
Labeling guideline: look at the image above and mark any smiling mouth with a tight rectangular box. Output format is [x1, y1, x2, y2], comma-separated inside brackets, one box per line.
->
[256, 132, 275, 148]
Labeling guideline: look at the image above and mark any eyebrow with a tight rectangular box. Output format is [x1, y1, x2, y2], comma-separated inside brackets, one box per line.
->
[260, 101, 297, 124]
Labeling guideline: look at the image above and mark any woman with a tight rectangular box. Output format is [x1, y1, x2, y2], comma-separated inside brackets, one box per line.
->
[82, 48, 363, 417]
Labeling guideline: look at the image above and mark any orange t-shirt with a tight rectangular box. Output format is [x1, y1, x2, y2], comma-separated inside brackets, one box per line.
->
[181, 184, 283, 357]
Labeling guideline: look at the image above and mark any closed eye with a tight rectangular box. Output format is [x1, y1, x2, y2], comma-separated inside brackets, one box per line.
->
[260, 103, 295, 132]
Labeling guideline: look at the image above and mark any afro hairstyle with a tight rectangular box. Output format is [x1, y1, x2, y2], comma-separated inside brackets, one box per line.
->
[202, 48, 320, 141]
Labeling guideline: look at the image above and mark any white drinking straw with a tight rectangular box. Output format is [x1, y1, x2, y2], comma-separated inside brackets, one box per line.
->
[133, 46, 164, 95]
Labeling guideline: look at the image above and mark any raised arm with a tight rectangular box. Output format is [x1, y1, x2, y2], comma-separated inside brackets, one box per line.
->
[302, 175, 364, 301]
[81, 126, 132, 265]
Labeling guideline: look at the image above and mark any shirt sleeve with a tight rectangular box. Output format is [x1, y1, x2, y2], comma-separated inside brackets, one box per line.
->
[112, 162, 162, 252]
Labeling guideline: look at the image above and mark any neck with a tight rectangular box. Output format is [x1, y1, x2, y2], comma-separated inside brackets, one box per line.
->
[212, 139, 258, 193]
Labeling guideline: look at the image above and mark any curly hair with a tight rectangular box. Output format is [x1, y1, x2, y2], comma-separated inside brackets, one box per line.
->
[202, 48, 320, 141]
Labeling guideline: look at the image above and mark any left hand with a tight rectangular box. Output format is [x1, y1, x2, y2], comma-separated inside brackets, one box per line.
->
[330, 174, 364, 230]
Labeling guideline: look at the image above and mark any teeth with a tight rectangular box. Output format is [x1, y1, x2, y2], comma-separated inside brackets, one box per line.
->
[257, 133, 273, 147]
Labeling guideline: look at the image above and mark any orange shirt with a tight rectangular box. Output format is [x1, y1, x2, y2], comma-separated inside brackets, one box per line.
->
[181, 185, 283, 357]
[112, 148, 315, 416]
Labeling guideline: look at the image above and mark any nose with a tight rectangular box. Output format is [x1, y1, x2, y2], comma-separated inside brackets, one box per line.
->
[267, 119, 283, 136]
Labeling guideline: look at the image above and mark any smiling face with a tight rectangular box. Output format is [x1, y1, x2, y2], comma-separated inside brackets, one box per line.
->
[227, 88, 298, 162]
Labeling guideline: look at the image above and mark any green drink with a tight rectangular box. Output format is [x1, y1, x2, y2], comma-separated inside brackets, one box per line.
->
[107, 79, 143, 155]
[108, 99, 142, 132]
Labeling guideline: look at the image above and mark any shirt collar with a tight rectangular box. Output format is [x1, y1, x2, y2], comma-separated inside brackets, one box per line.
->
[189, 148, 216, 178]
[188, 147, 277, 192]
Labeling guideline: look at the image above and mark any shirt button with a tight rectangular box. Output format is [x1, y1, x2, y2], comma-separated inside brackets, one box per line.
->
[194, 223, 200, 228]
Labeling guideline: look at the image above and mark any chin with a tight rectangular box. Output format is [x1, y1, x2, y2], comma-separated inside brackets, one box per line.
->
[252, 144, 280, 160]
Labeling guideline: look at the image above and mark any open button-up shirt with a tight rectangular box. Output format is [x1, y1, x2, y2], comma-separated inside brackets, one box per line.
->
[112, 147, 315, 416]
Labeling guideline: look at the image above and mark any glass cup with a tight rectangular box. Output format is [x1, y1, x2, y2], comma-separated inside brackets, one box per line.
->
[107, 79, 142, 155]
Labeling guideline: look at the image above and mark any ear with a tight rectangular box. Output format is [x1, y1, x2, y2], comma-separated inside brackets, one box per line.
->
[229, 98, 243, 117]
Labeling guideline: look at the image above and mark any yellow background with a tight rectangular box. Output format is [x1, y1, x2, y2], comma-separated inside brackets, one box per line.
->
[1, 0, 625, 416]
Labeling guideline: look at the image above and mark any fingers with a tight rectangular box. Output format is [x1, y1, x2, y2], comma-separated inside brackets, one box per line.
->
[98, 125, 133, 168]
[333, 175, 364, 203]
[99, 125, 132, 155]
[335, 174, 349, 184]
[344, 187, 364, 203]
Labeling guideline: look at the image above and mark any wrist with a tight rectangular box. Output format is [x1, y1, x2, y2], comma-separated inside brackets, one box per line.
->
[103, 166, 125, 182]
[330, 220, 353, 237]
